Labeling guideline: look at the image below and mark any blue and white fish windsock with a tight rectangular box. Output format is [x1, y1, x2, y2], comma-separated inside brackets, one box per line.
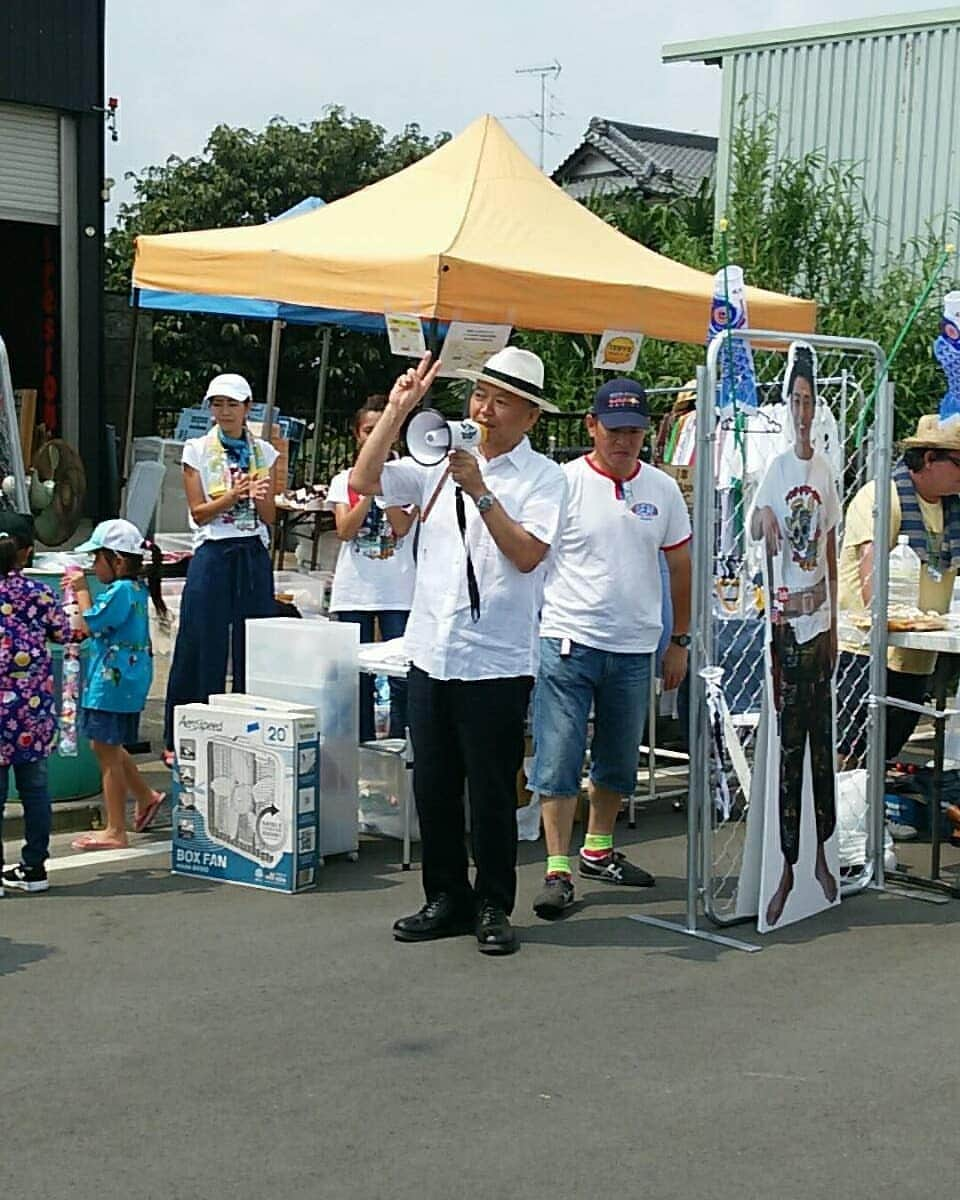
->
[934, 291, 960, 427]
[708, 265, 758, 412]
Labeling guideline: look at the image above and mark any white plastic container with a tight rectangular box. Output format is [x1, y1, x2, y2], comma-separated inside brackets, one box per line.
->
[272, 569, 331, 616]
[245, 618, 359, 858]
[358, 739, 418, 843]
[888, 534, 921, 610]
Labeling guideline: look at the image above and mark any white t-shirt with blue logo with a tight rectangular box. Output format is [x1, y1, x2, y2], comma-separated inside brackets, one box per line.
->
[539, 455, 691, 653]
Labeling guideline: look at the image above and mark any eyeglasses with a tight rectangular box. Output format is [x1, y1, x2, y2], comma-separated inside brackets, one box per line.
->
[945, 455, 960, 470]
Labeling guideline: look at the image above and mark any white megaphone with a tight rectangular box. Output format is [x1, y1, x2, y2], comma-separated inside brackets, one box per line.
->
[407, 410, 486, 466]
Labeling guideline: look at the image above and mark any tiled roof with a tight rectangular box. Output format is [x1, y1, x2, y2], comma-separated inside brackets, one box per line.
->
[553, 118, 717, 198]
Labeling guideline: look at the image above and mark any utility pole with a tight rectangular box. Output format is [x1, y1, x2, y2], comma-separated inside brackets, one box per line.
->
[505, 60, 562, 170]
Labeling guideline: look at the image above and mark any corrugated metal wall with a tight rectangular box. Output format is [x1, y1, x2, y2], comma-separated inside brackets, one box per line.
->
[714, 20, 960, 267]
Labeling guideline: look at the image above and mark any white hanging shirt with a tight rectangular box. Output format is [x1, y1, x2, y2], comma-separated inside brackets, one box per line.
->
[751, 448, 840, 644]
[716, 402, 842, 490]
[379, 437, 567, 681]
[540, 456, 692, 654]
[326, 469, 417, 613]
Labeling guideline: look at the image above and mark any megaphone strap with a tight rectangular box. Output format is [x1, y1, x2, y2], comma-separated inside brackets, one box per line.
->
[455, 486, 481, 624]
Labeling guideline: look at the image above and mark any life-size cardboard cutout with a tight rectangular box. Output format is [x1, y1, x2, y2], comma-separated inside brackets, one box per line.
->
[748, 341, 842, 932]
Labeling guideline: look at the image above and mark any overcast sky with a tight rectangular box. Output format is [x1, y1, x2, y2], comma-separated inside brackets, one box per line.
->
[105, 0, 943, 222]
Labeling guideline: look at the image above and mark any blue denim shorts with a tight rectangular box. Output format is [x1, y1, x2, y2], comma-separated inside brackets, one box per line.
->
[80, 708, 140, 747]
[529, 638, 652, 798]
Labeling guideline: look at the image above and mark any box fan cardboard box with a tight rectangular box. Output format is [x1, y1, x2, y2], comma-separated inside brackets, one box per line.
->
[172, 699, 319, 893]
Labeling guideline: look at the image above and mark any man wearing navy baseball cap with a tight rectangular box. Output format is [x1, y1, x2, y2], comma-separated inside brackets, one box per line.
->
[528, 377, 692, 917]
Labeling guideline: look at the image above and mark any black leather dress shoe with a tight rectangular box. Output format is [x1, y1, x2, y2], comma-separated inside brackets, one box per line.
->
[476, 903, 518, 955]
[393, 894, 475, 942]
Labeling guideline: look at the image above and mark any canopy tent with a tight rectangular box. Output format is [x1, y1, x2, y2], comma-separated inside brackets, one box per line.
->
[133, 114, 816, 345]
[128, 198, 392, 480]
[138, 197, 384, 332]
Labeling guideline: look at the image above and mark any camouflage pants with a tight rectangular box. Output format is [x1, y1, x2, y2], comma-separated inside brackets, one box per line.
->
[776, 627, 836, 865]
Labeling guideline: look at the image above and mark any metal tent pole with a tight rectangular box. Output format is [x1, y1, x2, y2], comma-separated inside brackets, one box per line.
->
[121, 286, 141, 483]
[867, 380, 893, 890]
[309, 326, 332, 484]
[262, 318, 283, 438]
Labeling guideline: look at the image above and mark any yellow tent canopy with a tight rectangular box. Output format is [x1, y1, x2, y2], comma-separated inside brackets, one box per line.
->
[133, 114, 815, 344]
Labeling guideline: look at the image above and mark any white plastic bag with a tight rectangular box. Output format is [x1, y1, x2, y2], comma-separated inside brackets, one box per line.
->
[836, 768, 895, 871]
[516, 757, 541, 841]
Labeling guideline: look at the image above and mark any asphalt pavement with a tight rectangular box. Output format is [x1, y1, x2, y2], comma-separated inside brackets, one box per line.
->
[2, 789, 957, 1200]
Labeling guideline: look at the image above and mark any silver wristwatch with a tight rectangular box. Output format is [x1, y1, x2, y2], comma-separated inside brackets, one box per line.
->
[474, 492, 495, 514]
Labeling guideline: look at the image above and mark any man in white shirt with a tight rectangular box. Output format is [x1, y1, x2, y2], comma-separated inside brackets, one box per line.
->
[351, 347, 567, 955]
[750, 343, 840, 926]
[529, 378, 692, 918]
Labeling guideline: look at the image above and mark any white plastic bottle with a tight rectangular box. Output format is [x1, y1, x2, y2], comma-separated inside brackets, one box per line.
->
[888, 534, 922, 610]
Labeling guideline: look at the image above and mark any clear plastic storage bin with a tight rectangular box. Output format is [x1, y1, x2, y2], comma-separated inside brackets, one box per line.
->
[246, 617, 359, 857]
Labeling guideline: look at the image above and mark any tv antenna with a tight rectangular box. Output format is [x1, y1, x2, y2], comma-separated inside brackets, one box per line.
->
[502, 60, 563, 170]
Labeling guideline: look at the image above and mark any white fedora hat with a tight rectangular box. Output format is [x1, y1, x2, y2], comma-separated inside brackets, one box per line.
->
[458, 347, 560, 413]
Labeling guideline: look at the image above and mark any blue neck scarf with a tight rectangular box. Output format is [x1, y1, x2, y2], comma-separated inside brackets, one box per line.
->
[218, 427, 252, 471]
[892, 457, 960, 574]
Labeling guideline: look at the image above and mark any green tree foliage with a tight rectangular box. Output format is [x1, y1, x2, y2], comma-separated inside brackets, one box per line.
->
[521, 112, 957, 434]
[106, 108, 448, 412]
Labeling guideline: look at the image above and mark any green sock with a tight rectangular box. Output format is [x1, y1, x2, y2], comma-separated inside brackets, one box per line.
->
[546, 855, 571, 877]
[583, 833, 613, 853]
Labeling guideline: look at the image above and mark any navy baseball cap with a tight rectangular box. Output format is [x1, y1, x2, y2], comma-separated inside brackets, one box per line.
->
[590, 378, 650, 429]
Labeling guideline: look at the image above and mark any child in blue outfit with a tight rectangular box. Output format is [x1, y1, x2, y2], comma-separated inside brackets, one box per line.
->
[64, 519, 168, 851]
[0, 511, 69, 895]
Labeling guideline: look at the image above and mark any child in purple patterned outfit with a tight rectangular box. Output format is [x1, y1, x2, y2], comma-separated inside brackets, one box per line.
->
[0, 512, 69, 896]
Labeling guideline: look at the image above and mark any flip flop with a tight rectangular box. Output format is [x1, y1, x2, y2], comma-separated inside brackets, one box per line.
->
[134, 793, 166, 834]
[70, 833, 128, 852]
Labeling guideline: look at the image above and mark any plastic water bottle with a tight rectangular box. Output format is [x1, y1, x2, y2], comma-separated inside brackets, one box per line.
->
[888, 534, 921, 610]
[374, 674, 391, 738]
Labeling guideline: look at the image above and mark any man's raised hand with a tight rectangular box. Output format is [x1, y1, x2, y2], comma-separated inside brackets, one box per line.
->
[388, 352, 442, 418]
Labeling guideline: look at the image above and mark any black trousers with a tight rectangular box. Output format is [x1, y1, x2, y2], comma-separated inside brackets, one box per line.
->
[407, 667, 532, 914]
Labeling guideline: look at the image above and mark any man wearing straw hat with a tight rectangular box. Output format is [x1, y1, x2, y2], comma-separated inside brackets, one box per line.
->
[838, 413, 960, 770]
[351, 346, 566, 955]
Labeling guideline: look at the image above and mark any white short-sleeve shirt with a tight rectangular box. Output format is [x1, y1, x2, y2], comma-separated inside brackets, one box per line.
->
[181, 434, 279, 549]
[751, 448, 840, 644]
[379, 437, 567, 681]
[326, 468, 417, 613]
[540, 456, 692, 654]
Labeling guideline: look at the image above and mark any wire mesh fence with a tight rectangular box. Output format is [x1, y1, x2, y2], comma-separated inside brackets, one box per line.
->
[693, 334, 886, 925]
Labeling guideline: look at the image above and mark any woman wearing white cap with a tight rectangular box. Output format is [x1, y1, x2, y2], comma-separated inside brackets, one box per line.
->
[162, 373, 279, 763]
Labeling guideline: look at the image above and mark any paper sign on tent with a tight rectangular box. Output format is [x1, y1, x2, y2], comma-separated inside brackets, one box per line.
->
[385, 313, 427, 358]
[438, 322, 512, 378]
[595, 330, 643, 372]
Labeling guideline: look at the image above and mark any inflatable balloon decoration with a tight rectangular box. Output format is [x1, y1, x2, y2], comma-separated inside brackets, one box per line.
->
[934, 291, 960, 427]
[708, 264, 758, 412]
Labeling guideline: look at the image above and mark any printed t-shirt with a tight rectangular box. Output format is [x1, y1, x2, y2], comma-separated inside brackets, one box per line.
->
[182, 433, 279, 549]
[752, 448, 840, 645]
[326, 469, 416, 612]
